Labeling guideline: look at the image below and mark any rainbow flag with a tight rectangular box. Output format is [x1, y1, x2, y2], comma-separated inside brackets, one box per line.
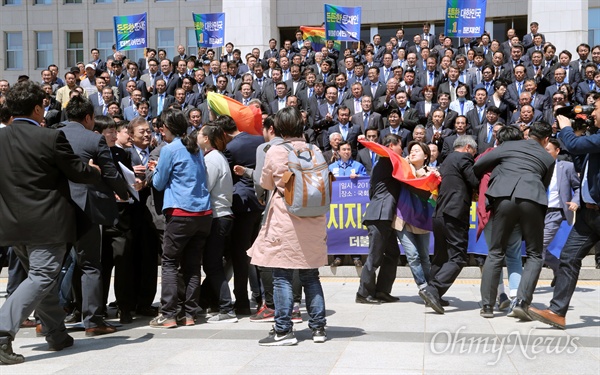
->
[358, 139, 441, 195]
[206, 92, 263, 136]
[299, 26, 341, 52]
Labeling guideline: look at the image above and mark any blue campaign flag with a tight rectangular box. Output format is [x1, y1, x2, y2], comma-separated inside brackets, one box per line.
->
[324, 4, 361, 42]
[193, 13, 225, 48]
[113, 13, 147, 51]
[445, 0, 487, 37]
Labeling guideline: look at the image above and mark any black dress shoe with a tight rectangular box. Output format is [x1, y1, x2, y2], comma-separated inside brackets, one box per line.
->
[480, 304, 494, 318]
[375, 292, 400, 303]
[118, 310, 133, 324]
[512, 299, 532, 321]
[47, 334, 74, 351]
[419, 289, 444, 314]
[440, 298, 450, 307]
[355, 293, 382, 304]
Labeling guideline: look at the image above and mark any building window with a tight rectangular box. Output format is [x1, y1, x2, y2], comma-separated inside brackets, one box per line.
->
[5, 32, 23, 70]
[34, 0, 51, 4]
[65, 0, 82, 3]
[125, 0, 143, 2]
[4, 0, 22, 5]
[186, 28, 198, 58]
[95, 0, 112, 3]
[36, 32, 53, 69]
[96, 30, 113, 61]
[590, 8, 600, 47]
[66, 31, 84, 68]
[157, 28, 175, 60]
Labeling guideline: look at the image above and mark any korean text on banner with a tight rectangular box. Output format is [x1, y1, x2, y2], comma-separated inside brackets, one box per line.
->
[445, 0, 487, 38]
[324, 4, 361, 42]
[193, 13, 225, 48]
[113, 13, 147, 51]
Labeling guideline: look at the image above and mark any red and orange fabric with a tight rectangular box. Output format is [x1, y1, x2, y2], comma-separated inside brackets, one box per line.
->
[358, 139, 441, 195]
[206, 92, 263, 135]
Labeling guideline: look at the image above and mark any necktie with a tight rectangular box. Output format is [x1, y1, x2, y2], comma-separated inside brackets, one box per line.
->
[429, 72, 434, 86]
[485, 82, 490, 92]
[459, 101, 464, 115]
[487, 124, 493, 142]
[478, 107, 484, 123]
[103, 105, 107, 115]
[348, 70, 353, 79]
[140, 149, 148, 166]
[151, 74, 155, 87]
[328, 104, 334, 115]
[308, 87, 313, 98]
[243, 98, 248, 106]
[546, 61, 551, 68]
[363, 112, 369, 130]
[476, 69, 481, 83]
[98, 93, 104, 106]
[391, 127, 398, 135]
[563, 67, 569, 83]
[517, 82, 522, 96]
[371, 83, 377, 97]
[494, 66, 499, 79]
[341, 125, 348, 140]
[158, 94, 164, 115]
[590, 80, 595, 91]
[371, 151, 377, 167]
[257, 78, 263, 88]
[116, 76, 121, 86]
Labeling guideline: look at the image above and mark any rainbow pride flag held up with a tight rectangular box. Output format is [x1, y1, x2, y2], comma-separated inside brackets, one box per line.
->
[359, 139, 441, 232]
[206, 92, 263, 136]
[299, 26, 342, 53]
[358, 140, 441, 195]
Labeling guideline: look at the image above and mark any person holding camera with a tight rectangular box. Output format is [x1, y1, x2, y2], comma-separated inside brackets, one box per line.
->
[530, 94, 600, 329]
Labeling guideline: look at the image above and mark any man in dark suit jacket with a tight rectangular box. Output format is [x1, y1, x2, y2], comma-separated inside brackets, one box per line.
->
[474, 122, 555, 319]
[149, 78, 175, 119]
[0, 82, 102, 364]
[59, 96, 129, 336]
[355, 128, 380, 175]
[324, 106, 361, 157]
[529, 103, 600, 329]
[357, 135, 403, 304]
[350, 96, 384, 133]
[419, 136, 479, 314]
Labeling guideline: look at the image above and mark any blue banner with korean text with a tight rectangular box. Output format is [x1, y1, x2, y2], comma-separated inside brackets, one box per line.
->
[326, 178, 571, 257]
[193, 12, 225, 48]
[445, 0, 487, 38]
[113, 13, 147, 51]
[324, 4, 361, 42]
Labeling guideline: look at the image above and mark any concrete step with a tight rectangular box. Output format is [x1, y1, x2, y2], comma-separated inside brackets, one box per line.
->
[320, 255, 600, 280]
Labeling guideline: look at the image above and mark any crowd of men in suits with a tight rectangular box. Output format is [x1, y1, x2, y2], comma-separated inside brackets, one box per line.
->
[0, 21, 600, 363]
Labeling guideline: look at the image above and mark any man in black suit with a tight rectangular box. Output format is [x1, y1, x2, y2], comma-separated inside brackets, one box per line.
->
[0, 82, 102, 364]
[474, 106, 503, 154]
[128, 117, 162, 316]
[474, 122, 555, 319]
[324, 106, 361, 157]
[60, 96, 129, 336]
[418, 136, 479, 314]
[355, 127, 380, 175]
[149, 78, 175, 119]
[357, 134, 403, 304]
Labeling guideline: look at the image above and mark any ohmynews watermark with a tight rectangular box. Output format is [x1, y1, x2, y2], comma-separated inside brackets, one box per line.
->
[430, 326, 579, 365]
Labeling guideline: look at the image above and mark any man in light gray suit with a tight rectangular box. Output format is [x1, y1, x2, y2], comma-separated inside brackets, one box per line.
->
[60, 96, 129, 336]
[474, 122, 555, 320]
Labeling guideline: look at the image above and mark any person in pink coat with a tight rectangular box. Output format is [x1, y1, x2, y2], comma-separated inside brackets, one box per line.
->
[248, 107, 328, 346]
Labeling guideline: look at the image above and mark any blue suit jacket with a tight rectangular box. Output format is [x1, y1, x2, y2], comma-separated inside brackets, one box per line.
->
[558, 127, 600, 205]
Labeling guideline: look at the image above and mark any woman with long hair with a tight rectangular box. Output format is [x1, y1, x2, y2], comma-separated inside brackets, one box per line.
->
[393, 141, 436, 292]
[196, 124, 238, 323]
[149, 108, 212, 328]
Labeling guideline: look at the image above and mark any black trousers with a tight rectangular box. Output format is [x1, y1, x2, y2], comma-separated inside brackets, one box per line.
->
[200, 216, 235, 313]
[230, 210, 262, 311]
[358, 221, 400, 298]
[161, 215, 212, 319]
[101, 204, 135, 313]
[427, 214, 470, 298]
[481, 198, 546, 306]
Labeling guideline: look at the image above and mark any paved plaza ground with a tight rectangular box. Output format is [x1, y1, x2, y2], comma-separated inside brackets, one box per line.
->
[1, 265, 599, 374]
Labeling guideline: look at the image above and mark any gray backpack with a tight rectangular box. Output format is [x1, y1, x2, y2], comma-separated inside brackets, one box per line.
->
[279, 142, 333, 217]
